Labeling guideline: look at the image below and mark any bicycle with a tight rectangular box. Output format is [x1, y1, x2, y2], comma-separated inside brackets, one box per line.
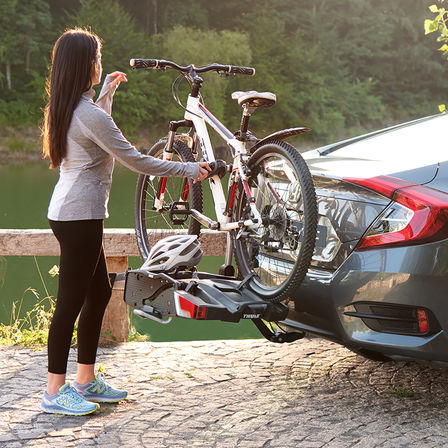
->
[130, 58, 317, 302]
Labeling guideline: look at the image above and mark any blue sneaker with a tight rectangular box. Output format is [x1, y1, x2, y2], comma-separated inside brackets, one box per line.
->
[74, 373, 128, 403]
[41, 383, 99, 415]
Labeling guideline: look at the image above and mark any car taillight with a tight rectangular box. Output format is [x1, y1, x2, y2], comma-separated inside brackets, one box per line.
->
[344, 175, 448, 250]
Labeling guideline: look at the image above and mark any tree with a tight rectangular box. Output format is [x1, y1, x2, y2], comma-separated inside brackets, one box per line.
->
[0, 0, 51, 91]
[120, 0, 210, 36]
[0, 0, 52, 126]
[218, 0, 385, 141]
[160, 26, 252, 124]
[1, 0, 448, 141]
[295, 0, 448, 122]
[76, 0, 155, 133]
[0, 0, 19, 90]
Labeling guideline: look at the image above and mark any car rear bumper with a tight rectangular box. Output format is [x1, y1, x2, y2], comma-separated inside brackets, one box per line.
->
[287, 240, 448, 361]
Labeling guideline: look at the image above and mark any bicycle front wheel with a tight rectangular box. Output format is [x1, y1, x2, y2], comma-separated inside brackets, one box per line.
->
[232, 140, 317, 302]
[134, 138, 203, 259]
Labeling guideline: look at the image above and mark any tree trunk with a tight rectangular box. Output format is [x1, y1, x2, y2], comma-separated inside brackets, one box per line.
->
[145, 0, 150, 36]
[26, 49, 30, 73]
[152, 0, 158, 35]
[6, 59, 11, 90]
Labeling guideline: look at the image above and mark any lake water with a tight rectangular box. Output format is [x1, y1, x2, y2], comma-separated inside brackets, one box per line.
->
[0, 162, 261, 341]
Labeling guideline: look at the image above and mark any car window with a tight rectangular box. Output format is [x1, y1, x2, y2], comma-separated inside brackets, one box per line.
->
[305, 115, 447, 180]
[331, 114, 448, 164]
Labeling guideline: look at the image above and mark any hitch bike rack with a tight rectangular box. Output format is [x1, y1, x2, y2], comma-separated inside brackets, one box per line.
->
[115, 268, 305, 344]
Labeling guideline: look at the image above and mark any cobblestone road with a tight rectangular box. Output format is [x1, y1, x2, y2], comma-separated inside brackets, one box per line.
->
[1, 337, 448, 447]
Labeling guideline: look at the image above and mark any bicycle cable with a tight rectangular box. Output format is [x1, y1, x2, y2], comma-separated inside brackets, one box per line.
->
[171, 74, 185, 108]
[171, 73, 205, 120]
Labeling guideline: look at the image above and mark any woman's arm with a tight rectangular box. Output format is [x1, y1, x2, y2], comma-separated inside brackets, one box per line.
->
[87, 71, 209, 181]
[75, 107, 201, 179]
[96, 72, 127, 114]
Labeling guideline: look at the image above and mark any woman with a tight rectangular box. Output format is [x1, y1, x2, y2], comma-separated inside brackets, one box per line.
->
[41, 28, 210, 416]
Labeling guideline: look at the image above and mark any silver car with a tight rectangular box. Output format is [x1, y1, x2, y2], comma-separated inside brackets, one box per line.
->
[281, 114, 448, 361]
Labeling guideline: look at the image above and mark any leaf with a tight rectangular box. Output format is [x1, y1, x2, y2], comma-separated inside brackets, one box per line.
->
[429, 4, 439, 13]
[48, 265, 59, 277]
[424, 19, 438, 35]
[439, 44, 448, 52]
[439, 104, 446, 113]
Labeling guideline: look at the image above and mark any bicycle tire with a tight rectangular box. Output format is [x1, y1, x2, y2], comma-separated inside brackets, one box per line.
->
[134, 138, 203, 260]
[232, 140, 317, 302]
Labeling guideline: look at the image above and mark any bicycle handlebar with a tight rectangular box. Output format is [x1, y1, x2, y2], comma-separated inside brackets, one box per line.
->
[130, 58, 255, 76]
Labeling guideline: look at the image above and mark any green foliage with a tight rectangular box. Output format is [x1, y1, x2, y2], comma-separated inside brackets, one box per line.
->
[160, 26, 252, 123]
[76, 0, 153, 133]
[0, 258, 74, 347]
[0, 0, 52, 121]
[7, 137, 33, 153]
[294, 0, 448, 122]
[0, 287, 62, 347]
[1, 0, 448, 146]
[0, 259, 148, 346]
[388, 385, 417, 398]
[425, 1, 448, 58]
[128, 325, 151, 342]
[222, 5, 384, 141]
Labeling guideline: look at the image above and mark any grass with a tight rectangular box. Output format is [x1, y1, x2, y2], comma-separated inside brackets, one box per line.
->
[149, 375, 174, 381]
[0, 258, 75, 348]
[7, 137, 33, 153]
[0, 257, 149, 347]
[128, 325, 151, 342]
[0, 126, 42, 163]
[0, 287, 61, 347]
[388, 385, 416, 398]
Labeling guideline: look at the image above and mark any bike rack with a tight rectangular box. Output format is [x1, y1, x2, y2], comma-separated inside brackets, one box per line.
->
[119, 268, 305, 344]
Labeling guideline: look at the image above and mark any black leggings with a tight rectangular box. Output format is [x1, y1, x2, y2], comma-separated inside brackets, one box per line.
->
[48, 219, 112, 374]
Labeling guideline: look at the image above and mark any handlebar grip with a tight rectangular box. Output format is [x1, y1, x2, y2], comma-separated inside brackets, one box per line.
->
[206, 160, 227, 179]
[229, 66, 256, 76]
[130, 58, 159, 69]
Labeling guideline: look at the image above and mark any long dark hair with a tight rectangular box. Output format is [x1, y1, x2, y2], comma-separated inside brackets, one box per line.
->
[42, 28, 101, 168]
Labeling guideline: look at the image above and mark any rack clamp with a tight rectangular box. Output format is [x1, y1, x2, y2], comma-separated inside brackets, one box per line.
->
[237, 273, 257, 291]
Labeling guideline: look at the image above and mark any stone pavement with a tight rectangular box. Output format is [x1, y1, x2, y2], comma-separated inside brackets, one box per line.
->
[1, 337, 448, 448]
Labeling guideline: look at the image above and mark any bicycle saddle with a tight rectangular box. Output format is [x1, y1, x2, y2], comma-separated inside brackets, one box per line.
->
[231, 90, 277, 108]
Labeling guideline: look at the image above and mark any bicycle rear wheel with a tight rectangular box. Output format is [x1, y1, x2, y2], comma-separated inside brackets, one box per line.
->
[134, 138, 203, 259]
[232, 140, 317, 302]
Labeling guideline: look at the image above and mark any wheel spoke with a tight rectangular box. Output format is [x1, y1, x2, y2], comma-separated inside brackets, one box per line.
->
[134, 140, 203, 259]
[238, 153, 306, 289]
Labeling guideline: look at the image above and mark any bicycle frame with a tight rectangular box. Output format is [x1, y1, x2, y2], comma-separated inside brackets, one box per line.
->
[173, 94, 262, 232]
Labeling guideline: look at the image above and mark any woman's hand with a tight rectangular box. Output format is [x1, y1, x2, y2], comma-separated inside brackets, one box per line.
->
[108, 71, 128, 89]
[194, 162, 211, 183]
[96, 72, 128, 106]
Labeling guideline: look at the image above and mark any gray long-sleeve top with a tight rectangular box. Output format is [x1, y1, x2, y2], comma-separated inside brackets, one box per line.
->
[47, 74, 199, 221]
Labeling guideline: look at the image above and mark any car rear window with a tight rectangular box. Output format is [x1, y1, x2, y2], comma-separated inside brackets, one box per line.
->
[331, 115, 448, 165]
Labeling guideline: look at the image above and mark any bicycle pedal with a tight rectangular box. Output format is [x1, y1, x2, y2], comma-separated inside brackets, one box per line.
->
[169, 201, 190, 225]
